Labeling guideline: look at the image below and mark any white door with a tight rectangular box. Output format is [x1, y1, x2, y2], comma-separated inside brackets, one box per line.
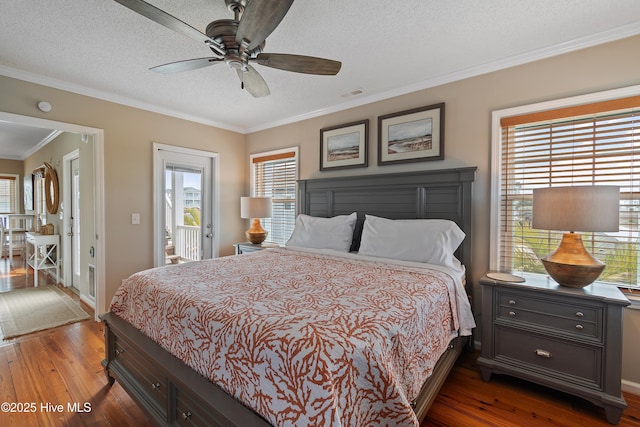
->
[63, 149, 82, 291]
[153, 144, 218, 267]
[70, 156, 81, 288]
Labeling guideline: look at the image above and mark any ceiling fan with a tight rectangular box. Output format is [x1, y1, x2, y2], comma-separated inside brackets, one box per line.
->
[113, 0, 342, 97]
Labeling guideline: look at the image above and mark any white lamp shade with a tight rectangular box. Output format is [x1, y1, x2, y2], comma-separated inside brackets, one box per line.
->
[532, 186, 619, 232]
[240, 197, 272, 219]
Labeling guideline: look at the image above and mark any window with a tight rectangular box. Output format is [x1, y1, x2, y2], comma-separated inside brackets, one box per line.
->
[0, 174, 19, 214]
[491, 88, 640, 288]
[250, 148, 298, 245]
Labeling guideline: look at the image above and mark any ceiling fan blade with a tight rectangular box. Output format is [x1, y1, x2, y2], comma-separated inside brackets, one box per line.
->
[150, 58, 223, 74]
[254, 53, 341, 75]
[236, 0, 294, 51]
[237, 65, 270, 98]
[113, 0, 223, 54]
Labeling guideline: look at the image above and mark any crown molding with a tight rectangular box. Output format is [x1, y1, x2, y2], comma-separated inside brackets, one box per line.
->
[245, 22, 640, 133]
[3, 22, 640, 135]
[0, 65, 245, 134]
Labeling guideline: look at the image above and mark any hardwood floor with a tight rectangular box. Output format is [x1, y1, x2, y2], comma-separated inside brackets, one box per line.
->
[424, 353, 640, 427]
[0, 257, 151, 427]
[0, 256, 638, 426]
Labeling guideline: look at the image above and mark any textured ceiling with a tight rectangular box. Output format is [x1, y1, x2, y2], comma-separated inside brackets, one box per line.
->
[1, 0, 640, 157]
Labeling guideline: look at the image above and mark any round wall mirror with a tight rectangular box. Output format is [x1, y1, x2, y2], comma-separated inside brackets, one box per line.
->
[44, 162, 59, 214]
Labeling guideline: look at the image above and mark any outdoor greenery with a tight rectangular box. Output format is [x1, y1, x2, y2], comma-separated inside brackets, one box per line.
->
[184, 207, 201, 226]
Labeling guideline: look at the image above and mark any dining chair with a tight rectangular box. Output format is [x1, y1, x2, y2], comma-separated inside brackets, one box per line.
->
[7, 215, 28, 266]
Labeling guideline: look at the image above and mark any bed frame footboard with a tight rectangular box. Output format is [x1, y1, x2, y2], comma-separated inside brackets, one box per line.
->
[101, 312, 467, 426]
[101, 312, 272, 427]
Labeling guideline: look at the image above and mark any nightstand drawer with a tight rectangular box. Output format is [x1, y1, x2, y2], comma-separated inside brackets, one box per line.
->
[495, 327, 602, 389]
[497, 290, 601, 340]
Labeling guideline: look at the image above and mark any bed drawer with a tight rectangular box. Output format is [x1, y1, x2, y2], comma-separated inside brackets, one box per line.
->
[114, 335, 168, 419]
[173, 384, 223, 427]
[496, 290, 602, 340]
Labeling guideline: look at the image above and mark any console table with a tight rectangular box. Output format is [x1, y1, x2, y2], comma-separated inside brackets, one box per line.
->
[25, 232, 59, 287]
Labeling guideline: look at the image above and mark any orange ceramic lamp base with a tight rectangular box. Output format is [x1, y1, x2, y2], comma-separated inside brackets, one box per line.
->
[246, 218, 267, 244]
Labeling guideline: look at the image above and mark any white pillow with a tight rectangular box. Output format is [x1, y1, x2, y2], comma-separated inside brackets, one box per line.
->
[286, 212, 357, 252]
[358, 215, 465, 268]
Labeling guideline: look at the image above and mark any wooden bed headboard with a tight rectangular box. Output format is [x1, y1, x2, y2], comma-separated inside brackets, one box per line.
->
[298, 167, 477, 285]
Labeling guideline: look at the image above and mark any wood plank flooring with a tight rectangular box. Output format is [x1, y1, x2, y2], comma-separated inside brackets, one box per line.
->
[0, 256, 638, 426]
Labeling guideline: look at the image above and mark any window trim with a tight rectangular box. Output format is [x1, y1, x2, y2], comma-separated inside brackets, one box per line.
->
[490, 83, 640, 271]
[249, 146, 299, 244]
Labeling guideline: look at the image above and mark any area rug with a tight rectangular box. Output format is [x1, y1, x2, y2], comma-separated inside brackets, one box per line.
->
[0, 286, 90, 339]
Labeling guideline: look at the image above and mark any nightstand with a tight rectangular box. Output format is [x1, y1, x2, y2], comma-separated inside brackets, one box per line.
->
[477, 273, 629, 425]
[233, 242, 268, 255]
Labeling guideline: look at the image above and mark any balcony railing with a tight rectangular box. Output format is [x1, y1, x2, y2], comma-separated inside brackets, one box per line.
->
[175, 225, 200, 262]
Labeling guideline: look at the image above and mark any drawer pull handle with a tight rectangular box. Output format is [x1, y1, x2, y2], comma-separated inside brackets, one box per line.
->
[508, 311, 516, 317]
[182, 411, 192, 420]
[151, 382, 161, 390]
[576, 311, 584, 317]
[575, 324, 584, 330]
[508, 300, 516, 305]
[534, 349, 552, 358]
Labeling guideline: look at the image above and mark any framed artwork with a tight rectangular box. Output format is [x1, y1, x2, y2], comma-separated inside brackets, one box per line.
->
[23, 174, 34, 211]
[320, 119, 369, 171]
[378, 102, 445, 165]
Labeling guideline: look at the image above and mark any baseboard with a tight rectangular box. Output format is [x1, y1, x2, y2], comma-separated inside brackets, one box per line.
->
[622, 379, 640, 396]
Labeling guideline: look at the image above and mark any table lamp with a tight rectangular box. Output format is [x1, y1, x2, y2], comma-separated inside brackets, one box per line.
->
[532, 185, 619, 288]
[240, 196, 272, 244]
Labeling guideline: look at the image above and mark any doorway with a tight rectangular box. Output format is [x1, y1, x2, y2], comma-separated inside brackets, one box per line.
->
[153, 143, 218, 267]
[0, 111, 105, 319]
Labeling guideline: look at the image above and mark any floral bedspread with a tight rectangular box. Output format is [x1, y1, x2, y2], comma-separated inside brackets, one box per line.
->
[110, 247, 472, 426]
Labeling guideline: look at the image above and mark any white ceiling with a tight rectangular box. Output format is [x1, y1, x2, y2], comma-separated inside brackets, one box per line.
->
[0, 120, 62, 161]
[1, 0, 640, 159]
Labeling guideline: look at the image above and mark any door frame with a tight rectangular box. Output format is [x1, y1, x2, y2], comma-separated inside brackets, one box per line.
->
[152, 143, 219, 267]
[0, 111, 106, 320]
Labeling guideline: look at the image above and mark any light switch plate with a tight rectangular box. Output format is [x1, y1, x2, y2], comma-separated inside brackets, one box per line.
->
[131, 213, 140, 225]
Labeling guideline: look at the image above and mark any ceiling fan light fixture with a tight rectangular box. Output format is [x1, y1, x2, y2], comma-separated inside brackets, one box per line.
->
[225, 52, 247, 70]
[115, 0, 341, 97]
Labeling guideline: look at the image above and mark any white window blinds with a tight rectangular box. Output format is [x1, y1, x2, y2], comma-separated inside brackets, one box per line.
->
[499, 95, 640, 288]
[251, 149, 297, 245]
[0, 175, 18, 214]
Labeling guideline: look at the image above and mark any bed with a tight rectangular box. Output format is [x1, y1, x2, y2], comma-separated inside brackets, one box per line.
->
[100, 167, 477, 426]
